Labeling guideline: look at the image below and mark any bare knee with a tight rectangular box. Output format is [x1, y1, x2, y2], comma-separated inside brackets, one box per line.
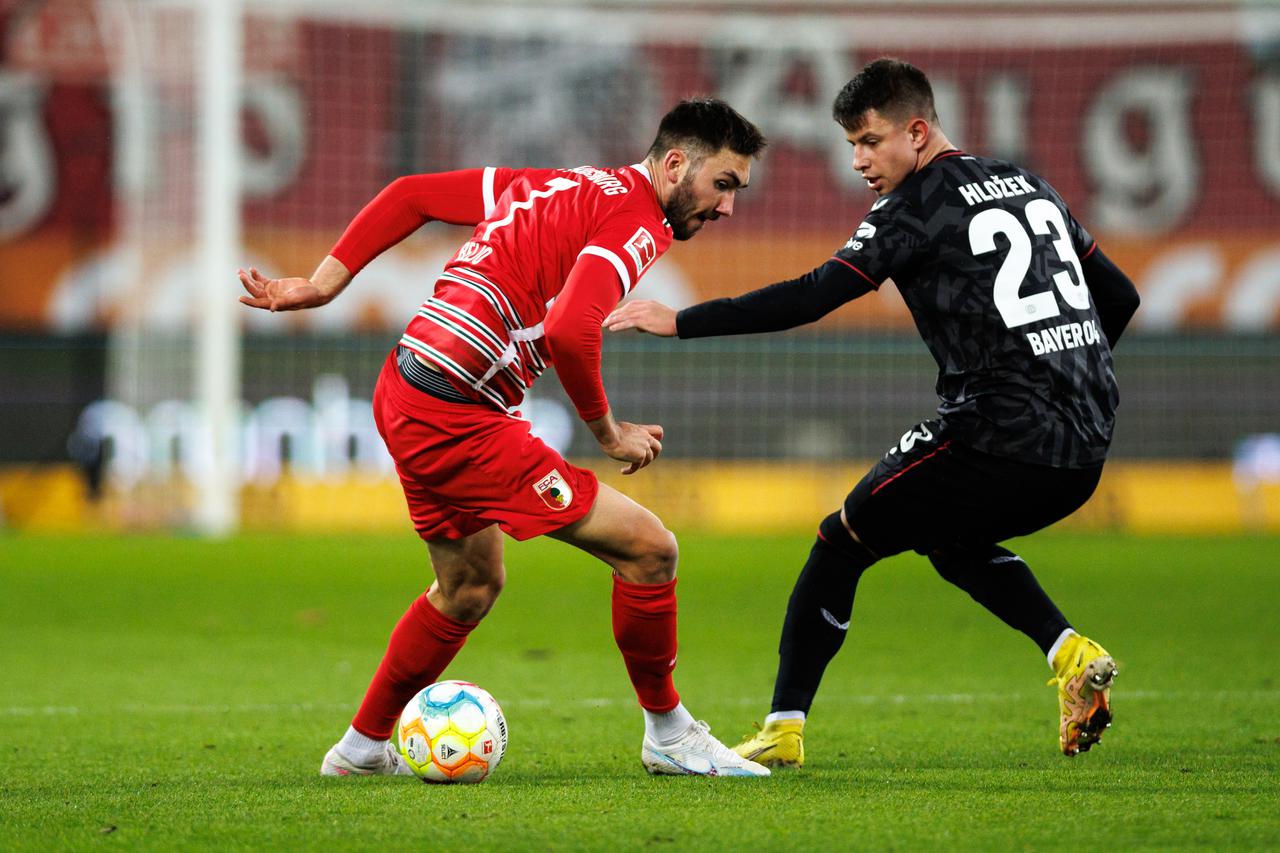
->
[453, 585, 501, 622]
[430, 561, 506, 623]
[426, 528, 506, 622]
[616, 525, 678, 585]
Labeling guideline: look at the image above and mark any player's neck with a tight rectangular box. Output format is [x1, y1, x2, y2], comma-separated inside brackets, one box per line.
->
[642, 158, 663, 199]
[916, 133, 957, 171]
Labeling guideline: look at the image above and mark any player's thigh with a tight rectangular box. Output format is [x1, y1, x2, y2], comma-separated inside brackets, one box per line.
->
[463, 430, 600, 542]
[922, 445, 1103, 547]
[380, 383, 598, 541]
[547, 482, 676, 569]
[841, 420, 960, 556]
[985, 458, 1103, 539]
[844, 425, 1102, 555]
[393, 458, 491, 541]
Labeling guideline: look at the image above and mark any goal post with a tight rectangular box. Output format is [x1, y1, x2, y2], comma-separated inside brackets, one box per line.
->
[194, 0, 243, 536]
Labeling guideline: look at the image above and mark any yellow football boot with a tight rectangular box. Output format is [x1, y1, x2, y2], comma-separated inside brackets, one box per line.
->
[1048, 634, 1117, 756]
[732, 719, 805, 768]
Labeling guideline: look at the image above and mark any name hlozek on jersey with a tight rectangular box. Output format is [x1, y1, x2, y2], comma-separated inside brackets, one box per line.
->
[1026, 319, 1102, 356]
[958, 174, 1036, 207]
[569, 166, 628, 196]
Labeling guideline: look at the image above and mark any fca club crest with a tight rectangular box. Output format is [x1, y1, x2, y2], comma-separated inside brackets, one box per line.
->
[533, 468, 573, 511]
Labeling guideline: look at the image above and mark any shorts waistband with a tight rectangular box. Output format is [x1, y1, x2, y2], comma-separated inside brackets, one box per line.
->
[396, 346, 477, 404]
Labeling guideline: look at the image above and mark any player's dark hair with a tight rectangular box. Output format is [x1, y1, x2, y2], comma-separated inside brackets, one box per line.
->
[646, 98, 767, 164]
[832, 58, 939, 131]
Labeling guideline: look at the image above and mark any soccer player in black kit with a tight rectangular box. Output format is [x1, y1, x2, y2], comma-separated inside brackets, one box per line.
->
[605, 58, 1141, 762]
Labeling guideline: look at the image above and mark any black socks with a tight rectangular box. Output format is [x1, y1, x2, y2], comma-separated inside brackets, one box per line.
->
[929, 544, 1071, 655]
[772, 512, 878, 715]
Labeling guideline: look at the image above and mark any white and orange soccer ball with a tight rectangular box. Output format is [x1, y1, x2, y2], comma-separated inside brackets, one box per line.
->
[397, 680, 508, 784]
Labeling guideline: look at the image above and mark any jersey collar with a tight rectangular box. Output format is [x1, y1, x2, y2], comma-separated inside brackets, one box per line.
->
[629, 162, 654, 184]
[629, 162, 672, 235]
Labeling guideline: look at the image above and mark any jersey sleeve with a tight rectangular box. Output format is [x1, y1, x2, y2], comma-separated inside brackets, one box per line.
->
[543, 252, 625, 421]
[1066, 209, 1097, 260]
[830, 193, 926, 288]
[676, 260, 874, 339]
[577, 215, 665, 299]
[1081, 245, 1141, 347]
[483, 167, 519, 217]
[330, 167, 516, 275]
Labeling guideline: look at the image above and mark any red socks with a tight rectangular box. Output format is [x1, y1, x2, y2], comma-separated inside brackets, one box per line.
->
[351, 594, 475, 739]
[351, 579, 679, 737]
[612, 577, 680, 713]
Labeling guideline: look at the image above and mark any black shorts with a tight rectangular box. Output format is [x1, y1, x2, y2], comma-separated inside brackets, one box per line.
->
[843, 419, 1103, 558]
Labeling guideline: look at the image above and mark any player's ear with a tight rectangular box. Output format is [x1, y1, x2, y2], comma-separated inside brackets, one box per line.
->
[661, 148, 686, 184]
[908, 118, 930, 150]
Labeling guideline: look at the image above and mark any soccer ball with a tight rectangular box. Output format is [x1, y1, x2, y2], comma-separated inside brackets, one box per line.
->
[397, 680, 508, 784]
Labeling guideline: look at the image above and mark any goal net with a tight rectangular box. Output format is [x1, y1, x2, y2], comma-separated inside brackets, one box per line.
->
[5, 0, 1278, 533]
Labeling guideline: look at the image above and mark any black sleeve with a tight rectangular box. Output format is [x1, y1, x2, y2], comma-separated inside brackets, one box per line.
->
[1082, 245, 1140, 348]
[674, 259, 875, 339]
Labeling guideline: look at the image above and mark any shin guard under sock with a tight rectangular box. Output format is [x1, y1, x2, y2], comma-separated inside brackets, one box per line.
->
[929, 545, 1071, 655]
[772, 512, 877, 714]
[612, 577, 680, 713]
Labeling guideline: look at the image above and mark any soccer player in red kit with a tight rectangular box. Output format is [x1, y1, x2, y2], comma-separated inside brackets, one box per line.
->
[239, 99, 770, 777]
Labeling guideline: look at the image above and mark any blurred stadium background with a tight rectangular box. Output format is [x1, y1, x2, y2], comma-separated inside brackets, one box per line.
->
[2, 0, 1279, 538]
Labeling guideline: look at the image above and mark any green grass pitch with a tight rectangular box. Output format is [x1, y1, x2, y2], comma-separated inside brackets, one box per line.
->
[1, 532, 1277, 849]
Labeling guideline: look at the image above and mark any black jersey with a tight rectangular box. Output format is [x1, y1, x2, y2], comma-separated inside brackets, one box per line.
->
[831, 151, 1118, 468]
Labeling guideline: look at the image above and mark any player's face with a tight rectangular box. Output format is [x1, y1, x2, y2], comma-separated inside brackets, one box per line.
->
[664, 149, 751, 241]
[845, 109, 921, 196]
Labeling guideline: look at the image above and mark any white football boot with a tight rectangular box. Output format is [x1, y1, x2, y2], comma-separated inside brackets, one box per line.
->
[320, 742, 415, 777]
[642, 720, 771, 777]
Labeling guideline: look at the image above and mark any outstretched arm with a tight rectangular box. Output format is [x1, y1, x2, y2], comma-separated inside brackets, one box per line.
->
[240, 168, 507, 313]
[330, 169, 505, 275]
[604, 258, 875, 338]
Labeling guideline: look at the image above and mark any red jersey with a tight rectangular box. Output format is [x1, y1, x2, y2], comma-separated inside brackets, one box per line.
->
[332, 164, 673, 416]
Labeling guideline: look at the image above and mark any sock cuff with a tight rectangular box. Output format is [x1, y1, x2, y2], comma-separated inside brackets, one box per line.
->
[1046, 628, 1077, 670]
[644, 701, 692, 737]
[413, 594, 477, 644]
[344, 723, 388, 749]
[765, 710, 806, 725]
[612, 576, 677, 603]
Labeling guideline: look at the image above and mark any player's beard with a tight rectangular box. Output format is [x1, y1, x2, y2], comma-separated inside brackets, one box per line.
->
[663, 173, 713, 241]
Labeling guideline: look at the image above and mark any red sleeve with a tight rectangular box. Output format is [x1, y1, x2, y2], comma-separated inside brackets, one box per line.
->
[329, 167, 513, 274]
[543, 253, 627, 422]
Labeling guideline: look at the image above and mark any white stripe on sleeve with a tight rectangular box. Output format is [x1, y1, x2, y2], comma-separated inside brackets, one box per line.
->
[578, 246, 632, 295]
[482, 166, 497, 218]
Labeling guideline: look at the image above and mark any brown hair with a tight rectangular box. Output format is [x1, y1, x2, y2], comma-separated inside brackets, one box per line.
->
[832, 58, 939, 131]
[646, 98, 767, 163]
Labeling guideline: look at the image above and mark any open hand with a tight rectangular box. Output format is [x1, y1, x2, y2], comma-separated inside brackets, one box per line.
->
[238, 267, 333, 312]
[603, 300, 677, 336]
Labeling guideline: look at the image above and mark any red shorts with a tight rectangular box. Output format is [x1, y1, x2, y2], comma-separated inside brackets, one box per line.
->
[373, 350, 599, 541]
